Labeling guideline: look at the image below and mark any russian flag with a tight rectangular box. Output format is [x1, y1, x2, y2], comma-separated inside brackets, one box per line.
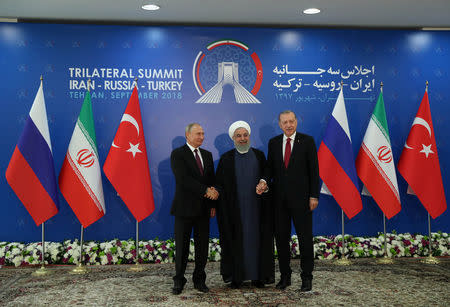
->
[318, 88, 362, 219]
[6, 79, 59, 226]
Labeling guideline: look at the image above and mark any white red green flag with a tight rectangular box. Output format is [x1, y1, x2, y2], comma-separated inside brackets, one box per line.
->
[59, 91, 105, 227]
[356, 91, 401, 219]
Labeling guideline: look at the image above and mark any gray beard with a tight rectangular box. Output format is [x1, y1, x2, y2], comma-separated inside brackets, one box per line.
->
[235, 142, 251, 154]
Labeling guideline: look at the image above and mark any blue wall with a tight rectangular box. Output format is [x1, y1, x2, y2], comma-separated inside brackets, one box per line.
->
[1, 23, 449, 242]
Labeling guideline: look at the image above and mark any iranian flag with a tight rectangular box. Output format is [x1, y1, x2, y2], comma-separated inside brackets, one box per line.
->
[356, 90, 401, 219]
[59, 91, 105, 228]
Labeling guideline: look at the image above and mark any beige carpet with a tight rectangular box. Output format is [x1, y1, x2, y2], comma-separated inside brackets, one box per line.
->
[1, 258, 449, 306]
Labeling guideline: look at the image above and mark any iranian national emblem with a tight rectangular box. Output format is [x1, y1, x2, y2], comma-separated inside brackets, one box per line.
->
[76, 149, 95, 168]
[193, 39, 263, 104]
[377, 146, 393, 163]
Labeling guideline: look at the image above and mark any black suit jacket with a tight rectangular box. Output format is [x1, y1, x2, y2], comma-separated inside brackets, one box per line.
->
[265, 132, 319, 210]
[170, 144, 215, 217]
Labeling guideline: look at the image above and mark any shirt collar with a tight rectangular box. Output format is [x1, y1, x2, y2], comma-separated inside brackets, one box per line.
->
[186, 142, 199, 153]
[283, 131, 296, 142]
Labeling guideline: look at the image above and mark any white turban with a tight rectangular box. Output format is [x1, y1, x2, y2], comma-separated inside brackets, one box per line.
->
[228, 120, 251, 140]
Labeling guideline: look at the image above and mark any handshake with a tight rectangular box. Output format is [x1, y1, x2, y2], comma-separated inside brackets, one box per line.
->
[204, 187, 219, 200]
[256, 180, 268, 195]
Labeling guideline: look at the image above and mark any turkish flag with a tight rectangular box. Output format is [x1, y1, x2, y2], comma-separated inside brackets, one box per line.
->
[397, 91, 447, 219]
[103, 86, 155, 221]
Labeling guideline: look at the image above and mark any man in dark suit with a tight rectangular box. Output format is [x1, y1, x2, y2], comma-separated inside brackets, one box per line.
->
[258, 110, 319, 292]
[170, 123, 218, 295]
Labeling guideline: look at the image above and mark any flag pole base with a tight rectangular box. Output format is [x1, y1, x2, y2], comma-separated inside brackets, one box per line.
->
[69, 263, 88, 275]
[376, 256, 394, 265]
[334, 258, 352, 266]
[421, 255, 440, 264]
[128, 262, 145, 272]
[32, 265, 53, 276]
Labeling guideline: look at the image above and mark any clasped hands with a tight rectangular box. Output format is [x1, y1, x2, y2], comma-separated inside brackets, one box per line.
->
[204, 187, 219, 200]
[256, 180, 268, 195]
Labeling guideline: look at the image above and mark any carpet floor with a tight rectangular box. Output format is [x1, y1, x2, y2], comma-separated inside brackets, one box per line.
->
[0, 258, 449, 306]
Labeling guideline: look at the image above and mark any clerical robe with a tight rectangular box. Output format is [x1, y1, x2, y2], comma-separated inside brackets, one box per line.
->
[216, 147, 274, 284]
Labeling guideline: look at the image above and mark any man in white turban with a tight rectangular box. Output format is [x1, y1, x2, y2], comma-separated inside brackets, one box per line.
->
[215, 121, 274, 289]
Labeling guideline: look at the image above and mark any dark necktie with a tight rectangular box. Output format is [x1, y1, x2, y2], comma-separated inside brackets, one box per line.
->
[194, 149, 204, 175]
[284, 137, 291, 169]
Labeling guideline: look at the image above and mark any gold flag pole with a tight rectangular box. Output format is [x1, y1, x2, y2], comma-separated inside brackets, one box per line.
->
[129, 220, 145, 271]
[376, 82, 394, 265]
[32, 221, 53, 276]
[70, 225, 88, 274]
[335, 209, 351, 265]
[128, 78, 145, 272]
[377, 213, 394, 264]
[420, 81, 439, 264]
[422, 213, 439, 264]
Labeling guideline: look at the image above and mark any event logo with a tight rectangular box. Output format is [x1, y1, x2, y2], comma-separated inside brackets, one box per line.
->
[377, 146, 393, 163]
[76, 149, 95, 168]
[193, 39, 263, 104]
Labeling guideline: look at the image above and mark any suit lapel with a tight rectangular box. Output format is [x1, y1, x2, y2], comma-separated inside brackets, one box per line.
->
[199, 148, 209, 175]
[184, 145, 203, 176]
[275, 135, 284, 169]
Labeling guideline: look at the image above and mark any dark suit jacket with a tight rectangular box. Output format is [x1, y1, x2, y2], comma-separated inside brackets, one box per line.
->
[170, 144, 215, 217]
[265, 132, 319, 210]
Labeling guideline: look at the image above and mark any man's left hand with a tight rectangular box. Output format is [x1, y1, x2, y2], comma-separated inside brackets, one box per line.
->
[309, 198, 319, 211]
[210, 208, 216, 218]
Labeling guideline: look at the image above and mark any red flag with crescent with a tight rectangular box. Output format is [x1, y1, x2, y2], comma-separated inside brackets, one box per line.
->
[397, 91, 447, 219]
[103, 86, 155, 221]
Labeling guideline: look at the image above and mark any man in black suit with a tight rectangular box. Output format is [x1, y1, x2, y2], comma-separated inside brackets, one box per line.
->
[258, 110, 319, 292]
[170, 123, 218, 295]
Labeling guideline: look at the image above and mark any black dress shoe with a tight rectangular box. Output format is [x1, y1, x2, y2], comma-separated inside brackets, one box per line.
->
[194, 283, 209, 293]
[172, 278, 187, 295]
[251, 280, 265, 288]
[228, 281, 242, 289]
[275, 277, 291, 290]
[263, 277, 275, 285]
[222, 275, 232, 283]
[300, 279, 312, 292]
[172, 288, 182, 295]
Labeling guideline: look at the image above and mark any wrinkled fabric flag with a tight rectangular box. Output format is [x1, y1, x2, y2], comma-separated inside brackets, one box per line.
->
[6, 80, 59, 225]
[318, 88, 362, 219]
[103, 86, 155, 222]
[59, 91, 105, 227]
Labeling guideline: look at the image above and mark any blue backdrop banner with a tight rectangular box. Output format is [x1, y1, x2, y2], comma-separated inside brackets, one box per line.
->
[1, 23, 449, 242]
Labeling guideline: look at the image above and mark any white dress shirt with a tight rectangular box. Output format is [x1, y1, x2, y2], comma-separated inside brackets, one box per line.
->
[186, 142, 204, 167]
[282, 131, 296, 161]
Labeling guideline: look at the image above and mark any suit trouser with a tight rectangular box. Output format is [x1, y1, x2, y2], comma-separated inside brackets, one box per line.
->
[274, 200, 314, 281]
[174, 215, 210, 284]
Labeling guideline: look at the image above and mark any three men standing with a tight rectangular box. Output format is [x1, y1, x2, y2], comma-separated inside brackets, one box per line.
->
[170, 123, 218, 295]
[171, 111, 319, 294]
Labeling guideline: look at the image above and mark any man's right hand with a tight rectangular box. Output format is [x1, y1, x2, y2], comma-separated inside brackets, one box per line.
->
[256, 180, 268, 195]
[205, 187, 219, 200]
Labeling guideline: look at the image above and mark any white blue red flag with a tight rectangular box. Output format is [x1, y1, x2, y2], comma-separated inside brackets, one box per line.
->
[6, 79, 59, 226]
[318, 88, 362, 219]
